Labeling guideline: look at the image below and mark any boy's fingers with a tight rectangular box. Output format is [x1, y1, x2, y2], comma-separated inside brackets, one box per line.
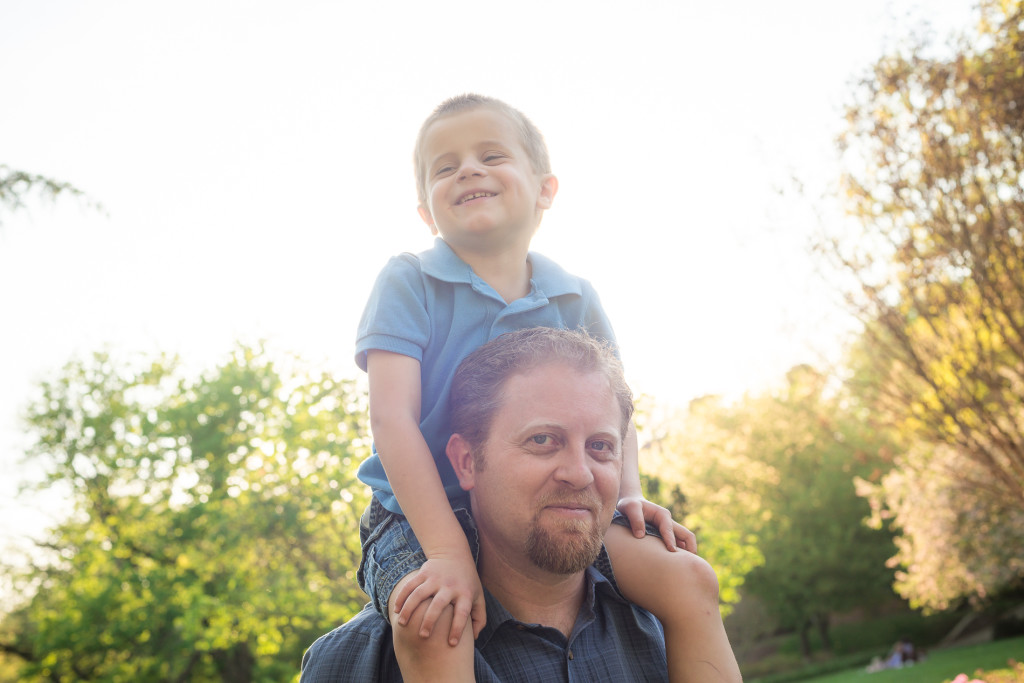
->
[471, 598, 487, 639]
[393, 578, 425, 623]
[622, 502, 646, 537]
[448, 600, 472, 646]
[394, 584, 411, 614]
[418, 592, 448, 638]
[398, 570, 432, 607]
[399, 583, 435, 627]
[654, 517, 676, 552]
[676, 523, 698, 554]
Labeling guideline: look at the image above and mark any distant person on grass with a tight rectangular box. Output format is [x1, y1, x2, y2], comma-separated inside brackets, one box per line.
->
[302, 328, 741, 681]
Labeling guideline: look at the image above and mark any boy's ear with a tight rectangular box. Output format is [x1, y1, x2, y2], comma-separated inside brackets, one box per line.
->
[417, 204, 439, 236]
[536, 174, 558, 210]
[446, 433, 476, 492]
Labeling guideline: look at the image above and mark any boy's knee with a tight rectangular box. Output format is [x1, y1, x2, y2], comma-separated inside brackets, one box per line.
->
[617, 536, 723, 618]
[656, 547, 719, 592]
[682, 553, 722, 604]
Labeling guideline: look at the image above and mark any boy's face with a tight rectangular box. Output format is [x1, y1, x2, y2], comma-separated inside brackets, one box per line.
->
[417, 107, 557, 257]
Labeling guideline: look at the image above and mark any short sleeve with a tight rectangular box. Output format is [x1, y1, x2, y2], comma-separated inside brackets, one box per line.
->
[354, 254, 431, 372]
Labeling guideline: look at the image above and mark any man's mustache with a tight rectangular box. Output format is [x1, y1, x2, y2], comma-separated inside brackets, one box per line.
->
[536, 491, 602, 512]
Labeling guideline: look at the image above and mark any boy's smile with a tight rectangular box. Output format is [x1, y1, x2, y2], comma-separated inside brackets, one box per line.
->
[456, 191, 497, 205]
[417, 107, 557, 259]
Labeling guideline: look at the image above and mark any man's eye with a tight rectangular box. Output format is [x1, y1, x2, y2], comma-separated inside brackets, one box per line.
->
[589, 440, 614, 454]
[530, 434, 551, 445]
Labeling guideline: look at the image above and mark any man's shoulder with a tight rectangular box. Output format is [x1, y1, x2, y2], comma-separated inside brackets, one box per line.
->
[300, 605, 400, 683]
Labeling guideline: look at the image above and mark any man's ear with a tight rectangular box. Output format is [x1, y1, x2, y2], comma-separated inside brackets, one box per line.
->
[446, 433, 476, 491]
[418, 204, 439, 236]
[536, 174, 558, 210]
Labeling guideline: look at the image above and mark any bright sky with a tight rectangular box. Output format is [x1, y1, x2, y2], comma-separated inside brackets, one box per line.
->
[0, 1, 978, 555]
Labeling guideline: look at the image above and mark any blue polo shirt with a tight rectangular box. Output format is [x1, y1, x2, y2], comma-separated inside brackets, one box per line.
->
[355, 238, 617, 514]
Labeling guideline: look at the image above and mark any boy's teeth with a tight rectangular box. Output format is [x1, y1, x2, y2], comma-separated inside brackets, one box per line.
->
[460, 192, 493, 203]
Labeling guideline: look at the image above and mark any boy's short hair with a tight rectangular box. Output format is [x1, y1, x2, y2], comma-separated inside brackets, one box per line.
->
[449, 327, 633, 457]
[414, 94, 552, 208]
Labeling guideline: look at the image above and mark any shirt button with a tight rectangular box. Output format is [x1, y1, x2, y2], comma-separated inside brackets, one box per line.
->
[567, 650, 574, 661]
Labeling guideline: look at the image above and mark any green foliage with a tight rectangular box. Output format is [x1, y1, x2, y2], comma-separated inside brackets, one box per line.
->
[741, 607, 965, 681]
[859, 438, 1024, 612]
[821, 0, 1024, 610]
[740, 370, 896, 625]
[640, 459, 762, 617]
[825, 609, 963, 655]
[635, 394, 763, 615]
[1, 345, 370, 682]
[0, 164, 99, 227]
[647, 365, 898, 655]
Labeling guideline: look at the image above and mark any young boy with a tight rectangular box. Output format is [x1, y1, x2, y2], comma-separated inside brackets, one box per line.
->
[355, 94, 734, 682]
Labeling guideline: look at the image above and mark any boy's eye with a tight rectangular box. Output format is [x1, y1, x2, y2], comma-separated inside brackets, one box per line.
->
[483, 153, 506, 163]
[434, 165, 455, 177]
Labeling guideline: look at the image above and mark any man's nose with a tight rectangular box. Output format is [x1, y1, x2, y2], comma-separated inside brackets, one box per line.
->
[554, 443, 595, 489]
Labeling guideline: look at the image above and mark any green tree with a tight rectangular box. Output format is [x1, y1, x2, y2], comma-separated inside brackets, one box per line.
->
[737, 367, 897, 659]
[820, 0, 1024, 608]
[635, 397, 764, 617]
[0, 164, 97, 227]
[0, 345, 370, 682]
[846, 332, 1024, 612]
[648, 366, 897, 658]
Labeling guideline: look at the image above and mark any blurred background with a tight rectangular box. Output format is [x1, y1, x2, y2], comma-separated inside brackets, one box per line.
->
[2, 1, 1023, 681]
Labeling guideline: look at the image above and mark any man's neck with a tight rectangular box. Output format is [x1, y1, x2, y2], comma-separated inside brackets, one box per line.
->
[478, 551, 587, 637]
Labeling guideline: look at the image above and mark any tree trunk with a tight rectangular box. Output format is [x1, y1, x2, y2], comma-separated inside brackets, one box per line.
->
[214, 642, 253, 683]
[816, 613, 833, 653]
[798, 620, 813, 661]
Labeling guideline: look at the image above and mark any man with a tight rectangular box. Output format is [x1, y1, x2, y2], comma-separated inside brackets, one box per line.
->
[301, 327, 740, 682]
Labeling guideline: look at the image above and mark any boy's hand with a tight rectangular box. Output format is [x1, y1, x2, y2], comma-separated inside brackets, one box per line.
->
[617, 495, 698, 554]
[393, 553, 486, 646]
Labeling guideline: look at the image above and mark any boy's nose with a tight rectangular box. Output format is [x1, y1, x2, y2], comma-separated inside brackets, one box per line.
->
[457, 160, 485, 181]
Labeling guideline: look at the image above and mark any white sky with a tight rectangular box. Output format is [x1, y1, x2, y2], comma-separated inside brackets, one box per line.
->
[0, 1, 978, 555]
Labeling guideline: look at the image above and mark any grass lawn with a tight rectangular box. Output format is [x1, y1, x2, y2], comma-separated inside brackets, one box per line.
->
[800, 636, 1024, 683]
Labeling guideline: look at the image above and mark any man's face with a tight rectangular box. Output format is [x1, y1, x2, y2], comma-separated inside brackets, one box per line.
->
[450, 362, 624, 577]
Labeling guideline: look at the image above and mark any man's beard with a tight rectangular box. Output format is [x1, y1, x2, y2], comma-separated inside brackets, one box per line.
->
[525, 494, 606, 574]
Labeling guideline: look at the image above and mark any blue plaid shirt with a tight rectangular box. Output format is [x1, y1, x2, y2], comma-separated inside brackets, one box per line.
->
[300, 565, 667, 682]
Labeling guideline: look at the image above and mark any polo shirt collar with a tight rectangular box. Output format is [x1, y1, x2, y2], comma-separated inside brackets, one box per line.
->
[418, 238, 475, 284]
[475, 566, 614, 650]
[419, 238, 583, 299]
